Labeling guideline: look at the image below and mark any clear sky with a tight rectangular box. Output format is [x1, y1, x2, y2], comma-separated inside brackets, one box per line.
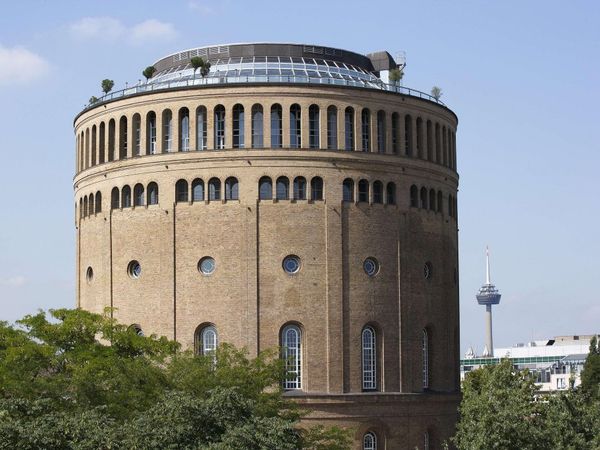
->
[0, 0, 598, 354]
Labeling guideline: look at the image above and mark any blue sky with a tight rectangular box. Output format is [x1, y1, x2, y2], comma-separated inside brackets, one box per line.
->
[0, 0, 598, 354]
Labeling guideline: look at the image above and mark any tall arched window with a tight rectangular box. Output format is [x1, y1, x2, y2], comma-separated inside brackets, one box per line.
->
[310, 177, 323, 201]
[293, 176, 306, 200]
[391, 112, 399, 154]
[214, 105, 226, 149]
[290, 104, 301, 148]
[308, 104, 319, 149]
[91, 125, 97, 166]
[119, 116, 127, 159]
[121, 185, 131, 208]
[358, 179, 369, 203]
[192, 178, 204, 202]
[442, 126, 447, 166]
[99, 122, 106, 163]
[108, 119, 115, 161]
[111, 187, 120, 209]
[146, 111, 157, 154]
[209, 178, 221, 201]
[134, 183, 144, 207]
[410, 185, 418, 207]
[195, 325, 218, 356]
[85, 129, 89, 168]
[420, 187, 428, 209]
[386, 182, 396, 205]
[175, 179, 188, 203]
[342, 178, 354, 202]
[362, 326, 377, 390]
[251, 104, 263, 148]
[95, 191, 102, 213]
[232, 104, 244, 148]
[363, 431, 377, 450]
[377, 110, 386, 153]
[416, 117, 423, 159]
[276, 176, 289, 200]
[373, 181, 383, 204]
[426, 120, 433, 161]
[437, 191, 443, 213]
[83, 196, 88, 217]
[89, 194, 95, 215]
[361, 108, 371, 152]
[327, 106, 337, 149]
[271, 104, 282, 148]
[225, 177, 239, 200]
[179, 107, 190, 151]
[132, 114, 141, 156]
[78, 198, 83, 219]
[435, 123, 441, 163]
[162, 109, 173, 152]
[423, 328, 430, 389]
[147, 182, 159, 205]
[281, 324, 302, 390]
[344, 107, 354, 150]
[429, 189, 436, 211]
[404, 115, 412, 156]
[259, 177, 272, 200]
[196, 106, 207, 150]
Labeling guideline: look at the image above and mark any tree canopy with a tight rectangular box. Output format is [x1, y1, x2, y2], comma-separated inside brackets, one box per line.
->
[101, 79, 114, 94]
[0, 309, 350, 449]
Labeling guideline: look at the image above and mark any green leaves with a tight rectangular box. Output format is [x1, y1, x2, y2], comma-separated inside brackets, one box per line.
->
[142, 66, 156, 81]
[101, 79, 114, 94]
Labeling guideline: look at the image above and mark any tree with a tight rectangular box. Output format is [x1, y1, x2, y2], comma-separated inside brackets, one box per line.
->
[142, 65, 156, 81]
[581, 335, 600, 399]
[88, 96, 98, 104]
[0, 309, 350, 449]
[200, 59, 212, 78]
[430, 86, 442, 100]
[190, 56, 204, 79]
[388, 68, 403, 85]
[101, 79, 114, 95]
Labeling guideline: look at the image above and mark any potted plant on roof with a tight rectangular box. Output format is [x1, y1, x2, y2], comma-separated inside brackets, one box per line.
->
[101, 79, 114, 95]
[430, 86, 442, 101]
[142, 66, 156, 82]
[389, 68, 404, 87]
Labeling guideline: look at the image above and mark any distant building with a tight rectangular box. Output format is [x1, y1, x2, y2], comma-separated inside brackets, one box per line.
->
[461, 334, 598, 391]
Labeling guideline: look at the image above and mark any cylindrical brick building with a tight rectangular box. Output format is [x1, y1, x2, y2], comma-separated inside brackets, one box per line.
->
[73, 43, 460, 450]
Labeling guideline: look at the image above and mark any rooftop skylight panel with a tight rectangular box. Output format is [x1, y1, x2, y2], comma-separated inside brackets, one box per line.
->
[291, 57, 303, 64]
[266, 56, 279, 63]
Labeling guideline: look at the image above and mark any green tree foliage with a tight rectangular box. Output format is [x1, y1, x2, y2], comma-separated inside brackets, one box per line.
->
[388, 68, 403, 85]
[142, 66, 156, 81]
[200, 60, 211, 78]
[0, 309, 350, 449]
[430, 86, 442, 100]
[190, 56, 204, 78]
[101, 79, 114, 94]
[581, 335, 600, 399]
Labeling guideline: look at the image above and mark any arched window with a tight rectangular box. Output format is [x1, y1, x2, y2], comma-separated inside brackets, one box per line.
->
[179, 107, 190, 151]
[196, 106, 207, 150]
[426, 120, 433, 161]
[95, 191, 102, 213]
[343, 178, 354, 202]
[85, 129, 89, 168]
[119, 116, 127, 159]
[442, 126, 447, 166]
[232, 104, 244, 148]
[293, 176, 306, 200]
[361, 108, 370, 152]
[79, 198, 83, 219]
[132, 114, 141, 156]
[251, 104, 263, 148]
[437, 191, 443, 213]
[276, 176, 289, 200]
[327, 106, 337, 149]
[192, 179, 204, 202]
[290, 104, 301, 148]
[209, 178, 221, 201]
[121, 185, 131, 208]
[281, 324, 302, 390]
[147, 111, 157, 154]
[310, 177, 323, 201]
[259, 177, 272, 200]
[162, 109, 173, 152]
[214, 105, 226, 149]
[134, 183, 144, 207]
[410, 185, 418, 207]
[377, 110, 386, 153]
[358, 179, 369, 203]
[373, 181, 383, 204]
[420, 187, 428, 209]
[175, 179, 188, 203]
[362, 326, 377, 390]
[89, 194, 94, 216]
[108, 119, 115, 161]
[271, 104, 282, 148]
[416, 117, 423, 159]
[435, 123, 441, 163]
[195, 325, 218, 356]
[91, 125, 97, 166]
[111, 187, 120, 209]
[451, 131, 457, 170]
[363, 431, 377, 450]
[423, 328, 430, 389]
[147, 182, 159, 205]
[386, 182, 396, 205]
[448, 194, 454, 217]
[344, 107, 354, 150]
[404, 115, 412, 156]
[391, 112, 399, 154]
[99, 122, 106, 163]
[225, 177, 239, 200]
[308, 104, 319, 149]
[83, 196, 88, 217]
[429, 189, 436, 211]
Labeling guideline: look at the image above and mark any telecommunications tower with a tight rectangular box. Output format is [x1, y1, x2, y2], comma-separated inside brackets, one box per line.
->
[476, 247, 501, 357]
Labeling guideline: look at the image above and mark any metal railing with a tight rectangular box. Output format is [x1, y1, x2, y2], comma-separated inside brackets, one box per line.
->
[83, 75, 445, 112]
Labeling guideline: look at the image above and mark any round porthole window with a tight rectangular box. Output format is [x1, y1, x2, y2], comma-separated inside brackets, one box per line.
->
[424, 262, 433, 280]
[127, 260, 141, 279]
[198, 257, 216, 275]
[282, 255, 301, 274]
[363, 257, 380, 277]
[86, 266, 94, 283]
